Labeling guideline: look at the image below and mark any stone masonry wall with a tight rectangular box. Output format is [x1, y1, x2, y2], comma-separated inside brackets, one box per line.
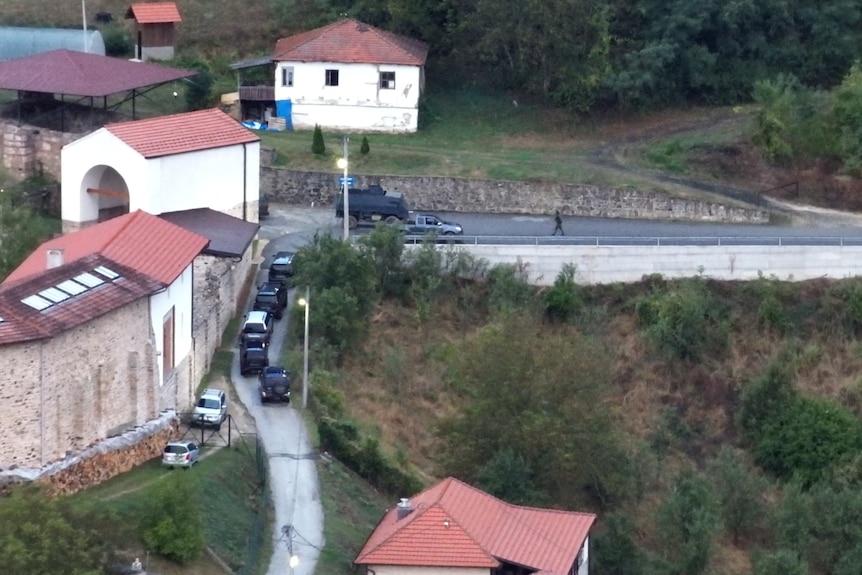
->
[0, 119, 80, 181]
[261, 166, 770, 224]
[0, 298, 159, 471]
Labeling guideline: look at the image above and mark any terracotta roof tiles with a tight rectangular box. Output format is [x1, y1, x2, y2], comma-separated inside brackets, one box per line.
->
[105, 108, 259, 158]
[273, 19, 428, 66]
[126, 2, 182, 24]
[3, 210, 209, 286]
[355, 477, 596, 575]
[0, 254, 163, 345]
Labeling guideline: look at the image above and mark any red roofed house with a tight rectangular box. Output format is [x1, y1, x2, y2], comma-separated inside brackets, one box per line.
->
[0, 210, 209, 475]
[355, 477, 596, 575]
[60, 108, 260, 233]
[125, 2, 182, 61]
[270, 18, 429, 132]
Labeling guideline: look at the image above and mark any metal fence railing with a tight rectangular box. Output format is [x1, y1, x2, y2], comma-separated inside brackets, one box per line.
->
[402, 235, 862, 247]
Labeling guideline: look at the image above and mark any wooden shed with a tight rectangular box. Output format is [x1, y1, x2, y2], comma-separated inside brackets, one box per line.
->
[125, 2, 181, 61]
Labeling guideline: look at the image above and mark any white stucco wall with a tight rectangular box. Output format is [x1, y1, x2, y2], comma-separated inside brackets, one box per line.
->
[61, 129, 147, 223]
[275, 61, 423, 132]
[149, 265, 193, 386]
[368, 566, 489, 575]
[579, 537, 590, 575]
[440, 244, 862, 286]
[62, 130, 261, 224]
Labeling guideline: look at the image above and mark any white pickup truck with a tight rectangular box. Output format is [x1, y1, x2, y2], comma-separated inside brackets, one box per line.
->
[401, 213, 463, 236]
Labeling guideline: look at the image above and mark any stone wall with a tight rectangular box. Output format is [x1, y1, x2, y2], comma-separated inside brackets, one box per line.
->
[260, 166, 770, 224]
[0, 119, 80, 181]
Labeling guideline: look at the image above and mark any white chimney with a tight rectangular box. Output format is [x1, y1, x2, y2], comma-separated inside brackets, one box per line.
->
[396, 497, 413, 520]
[46, 248, 64, 269]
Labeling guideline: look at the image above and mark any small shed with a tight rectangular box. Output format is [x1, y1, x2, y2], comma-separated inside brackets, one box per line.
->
[125, 2, 182, 61]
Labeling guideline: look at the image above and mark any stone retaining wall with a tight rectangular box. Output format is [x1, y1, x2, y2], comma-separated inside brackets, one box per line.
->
[260, 165, 770, 224]
[0, 120, 80, 181]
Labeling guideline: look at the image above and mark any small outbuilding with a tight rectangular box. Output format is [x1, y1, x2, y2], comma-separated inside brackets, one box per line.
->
[125, 2, 182, 61]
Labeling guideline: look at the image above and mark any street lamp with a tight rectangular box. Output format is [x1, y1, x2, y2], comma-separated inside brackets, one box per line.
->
[337, 137, 349, 241]
[289, 554, 299, 575]
[297, 286, 310, 410]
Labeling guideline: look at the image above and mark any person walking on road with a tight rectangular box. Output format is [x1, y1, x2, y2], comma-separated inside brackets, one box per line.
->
[552, 209, 565, 236]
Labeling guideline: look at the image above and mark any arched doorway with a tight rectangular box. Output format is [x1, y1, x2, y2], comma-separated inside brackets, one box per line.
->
[79, 165, 130, 223]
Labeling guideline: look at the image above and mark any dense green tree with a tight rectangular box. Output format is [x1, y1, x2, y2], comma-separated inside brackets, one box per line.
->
[357, 225, 406, 299]
[592, 512, 648, 575]
[656, 470, 721, 575]
[140, 474, 204, 564]
[474, 448, 546, 505]
[311, 124, 326, 155]
[707, 447, 768, 543]
[0, 484, 122, 575]
[438, 313, 631, 508]
[751, 549, 809, 575]
[832, 63, 862, 175]
[0, 186, 56, 281]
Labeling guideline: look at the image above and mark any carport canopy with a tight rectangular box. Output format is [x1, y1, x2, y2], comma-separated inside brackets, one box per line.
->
[0, 49, 196, 125]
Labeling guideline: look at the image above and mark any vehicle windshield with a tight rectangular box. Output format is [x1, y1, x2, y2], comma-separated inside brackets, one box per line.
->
[244, 323, 266, 333]
[164, 445, 188, 454]
[257, 295, 277, 304]
[271, 263, 289, 272]
[197, 398, 220, 409]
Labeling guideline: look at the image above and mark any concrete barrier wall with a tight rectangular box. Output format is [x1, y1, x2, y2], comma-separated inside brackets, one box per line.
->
[261, 166, 770, 224]
[444, 244, 862, 286]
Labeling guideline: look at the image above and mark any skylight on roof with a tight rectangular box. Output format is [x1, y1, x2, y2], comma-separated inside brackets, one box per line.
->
[22, 294, 53, 311]
[0, 315, 4, 323]
[94, 265, 120, 280]
[56, 279, 87, 295]
[39, 287, 71, 303]
[74, 272, 104, 288]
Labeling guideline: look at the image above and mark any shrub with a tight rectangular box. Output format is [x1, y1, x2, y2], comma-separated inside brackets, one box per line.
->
[312, 124, 325, 155]
[140, 474, 204, 564]
[486, 263, 535, 316]
[543, 264, 582, 322]
[707, 447, 768, 543]
[176, 59, 214, 111]
[101, 25, 132, 57]
[360, 136, 370, 155]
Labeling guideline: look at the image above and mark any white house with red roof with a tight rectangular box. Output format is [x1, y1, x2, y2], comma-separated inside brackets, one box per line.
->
[271, 18, 429, 132]
[60, 108, 260, 232]
[355, 477, 596, 575]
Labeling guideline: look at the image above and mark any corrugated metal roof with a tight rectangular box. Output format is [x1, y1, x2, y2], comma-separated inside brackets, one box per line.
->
[273, 18, 428, 66]
[105, 108, 259, 158]
[229, 55, 273, 70]
[0, 49, 195, 97]
[0, 254, 163, 345]
[0, 27, 105, 62]
[355, 477, 596, 575]
[158, 208, 259, 258]
[3, 210, 209, 286]
[126, 2, 182, 24]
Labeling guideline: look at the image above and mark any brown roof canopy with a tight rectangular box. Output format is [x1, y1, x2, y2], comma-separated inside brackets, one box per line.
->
[0, 49, 195, 97]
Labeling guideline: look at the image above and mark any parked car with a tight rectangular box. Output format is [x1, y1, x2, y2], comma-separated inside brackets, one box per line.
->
[253, 282, 288, 320]
[259, 366, 292, 403]
[240, 339, 269, 376]
[268, 251, 295, 284]
[239, 310, 274, 346]
[162, 440, 200, 469]
[192, 388, 227, 429]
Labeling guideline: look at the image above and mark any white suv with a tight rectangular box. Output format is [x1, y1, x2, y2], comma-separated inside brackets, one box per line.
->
[193, 388, 227, 429]
[239, 310, 274, 346]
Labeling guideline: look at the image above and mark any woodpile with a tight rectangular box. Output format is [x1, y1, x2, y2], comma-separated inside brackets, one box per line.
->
[39, 422, 180, 496]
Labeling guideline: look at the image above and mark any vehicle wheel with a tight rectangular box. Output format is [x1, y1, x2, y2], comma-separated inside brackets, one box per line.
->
[348, 215, 358, 229]
[385, 215, 400, 225]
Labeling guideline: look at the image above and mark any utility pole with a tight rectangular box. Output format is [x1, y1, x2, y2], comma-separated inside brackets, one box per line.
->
[342, 137, 349, 241]
[82, 0, 89, 53]
[302, 285, 310, 410]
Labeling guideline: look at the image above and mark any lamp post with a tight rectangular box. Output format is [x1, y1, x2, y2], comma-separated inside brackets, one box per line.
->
[289, 553, 299, 575]
[337, 137, 349, 241]
[298, 286, 310, 410]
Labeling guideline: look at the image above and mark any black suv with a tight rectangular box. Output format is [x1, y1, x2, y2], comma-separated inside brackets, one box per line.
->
[240, 340, 269, 376]
[253, 282, 287, 320]
[259, 366, 292, 403]
[268, 251, 295, 284]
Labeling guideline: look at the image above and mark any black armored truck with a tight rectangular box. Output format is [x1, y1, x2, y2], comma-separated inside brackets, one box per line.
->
[335, 184, 410, 229]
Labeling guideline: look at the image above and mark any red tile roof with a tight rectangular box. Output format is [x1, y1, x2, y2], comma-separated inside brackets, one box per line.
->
[126, 2, 182, 24]
[355, 477, 596, 575]
[0, 254, 163, 345]
[104, 108, 259, 158]
[0, 49, 194, 97]
[273, 19, 428, 66]
[3, 210, 209, 286]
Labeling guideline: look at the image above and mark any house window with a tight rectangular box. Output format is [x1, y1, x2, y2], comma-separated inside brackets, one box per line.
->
[380, 71, 396, 89]
[281, 66, 294, 87]
[325, 69, 339, 86]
